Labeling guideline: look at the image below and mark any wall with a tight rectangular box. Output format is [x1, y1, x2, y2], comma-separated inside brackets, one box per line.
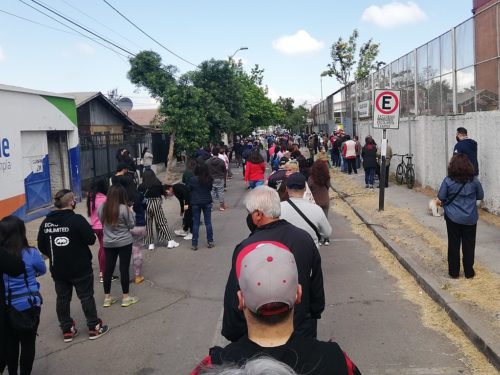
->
[357, 112, 500, 214]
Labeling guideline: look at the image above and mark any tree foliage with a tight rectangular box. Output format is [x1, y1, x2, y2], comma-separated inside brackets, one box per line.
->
[322, 29, 383, 86]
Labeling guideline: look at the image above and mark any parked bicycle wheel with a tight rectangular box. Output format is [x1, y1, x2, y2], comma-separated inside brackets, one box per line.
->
[396, 164, 405, 185]
[406, 167, 415, 189]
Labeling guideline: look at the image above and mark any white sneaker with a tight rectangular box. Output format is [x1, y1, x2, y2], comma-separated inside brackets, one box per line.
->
[167, 240, 179, 248]
[174, 229, 188, 237]
[148, 244, 155, 251]
[183, 233, 193, 240]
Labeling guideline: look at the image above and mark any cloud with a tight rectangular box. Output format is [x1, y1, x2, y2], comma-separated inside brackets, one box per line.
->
[361, 1, 427, 28]
[76, 42, 95, 55]
[0, 45, 5, 62]
[272, 30, 324, 55]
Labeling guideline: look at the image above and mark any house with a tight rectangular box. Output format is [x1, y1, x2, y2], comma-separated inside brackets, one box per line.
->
[0, 84, 81, 221]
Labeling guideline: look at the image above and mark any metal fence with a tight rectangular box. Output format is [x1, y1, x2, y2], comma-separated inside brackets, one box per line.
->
[315, 1, 500, 132]
[79, 133, 152, 188]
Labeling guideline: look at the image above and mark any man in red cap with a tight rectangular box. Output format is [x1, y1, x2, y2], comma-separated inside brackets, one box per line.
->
[191, 243, 361, 375]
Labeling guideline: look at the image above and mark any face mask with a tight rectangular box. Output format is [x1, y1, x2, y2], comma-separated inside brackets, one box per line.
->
[246, 213, 257, 233]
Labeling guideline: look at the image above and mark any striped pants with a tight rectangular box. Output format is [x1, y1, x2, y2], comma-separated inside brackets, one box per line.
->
[144, 197, 172, 245]
[212, 178, 225, 204]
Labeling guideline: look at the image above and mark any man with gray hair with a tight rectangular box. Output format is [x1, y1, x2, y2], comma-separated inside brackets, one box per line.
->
[222, 186, 325, 342]
[280, 173, 332, 248]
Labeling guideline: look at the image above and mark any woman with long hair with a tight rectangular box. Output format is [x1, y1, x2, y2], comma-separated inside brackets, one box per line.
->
[98, 185, 138, 307]
[361, 136, 377, 190]
[438, 154, 484, 279]
[188, 163, 214, 251]
[0, 216, 46, 375]
[87, 177, 117, 283]
[139, 169, 179, 250]
[308, 160, 332, 245]
[244, 150, 266, 189]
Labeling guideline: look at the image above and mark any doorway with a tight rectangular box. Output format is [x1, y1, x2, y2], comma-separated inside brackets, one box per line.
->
[47, 131, 70, 198]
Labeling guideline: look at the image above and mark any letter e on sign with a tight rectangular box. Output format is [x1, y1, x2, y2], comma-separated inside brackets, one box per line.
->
[373, 90, 400, 129]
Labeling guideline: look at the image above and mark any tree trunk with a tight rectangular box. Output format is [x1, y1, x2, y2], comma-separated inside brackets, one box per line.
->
[165, 130, 175, 183]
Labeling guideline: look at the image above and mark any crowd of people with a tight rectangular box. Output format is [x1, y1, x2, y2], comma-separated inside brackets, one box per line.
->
[0, 125, 484, 374]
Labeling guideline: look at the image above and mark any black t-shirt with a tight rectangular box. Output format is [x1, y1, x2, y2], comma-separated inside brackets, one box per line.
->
[208, 334, 361, 375]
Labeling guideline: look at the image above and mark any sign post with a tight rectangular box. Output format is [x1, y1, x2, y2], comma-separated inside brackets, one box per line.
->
[373, 90, 400, 211]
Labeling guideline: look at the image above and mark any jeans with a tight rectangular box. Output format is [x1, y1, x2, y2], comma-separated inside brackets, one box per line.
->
[248, 180, 264, 189]
[54, 273, 99, 331]
[445, 216, 477, 278]
[346, 158, 357, 174]
[364, 167, 375, 185]
[104, 244, 133, 294]
[192, 204, 213, 246]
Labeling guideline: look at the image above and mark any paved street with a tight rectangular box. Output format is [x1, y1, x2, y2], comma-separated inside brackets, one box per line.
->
[23, 166, 496, 374]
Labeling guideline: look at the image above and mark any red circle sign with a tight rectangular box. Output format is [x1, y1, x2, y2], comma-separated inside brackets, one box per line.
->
[375, 91, 399, 115]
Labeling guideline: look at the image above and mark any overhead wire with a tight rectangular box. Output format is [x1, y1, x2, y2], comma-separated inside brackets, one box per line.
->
[15, 0, 131, 60]
[58, 0, 144, 50]
[101, 0, 199, 68]
[25, 0, 136, 56]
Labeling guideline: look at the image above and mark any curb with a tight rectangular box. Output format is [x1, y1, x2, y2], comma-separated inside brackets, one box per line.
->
[332, 187, 500, 371]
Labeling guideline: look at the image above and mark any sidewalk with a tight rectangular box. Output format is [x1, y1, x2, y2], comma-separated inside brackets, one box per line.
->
[331, 169, 500, 370]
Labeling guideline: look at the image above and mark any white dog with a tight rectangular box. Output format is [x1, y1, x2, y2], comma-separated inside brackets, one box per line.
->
[429, 198, 444, 217]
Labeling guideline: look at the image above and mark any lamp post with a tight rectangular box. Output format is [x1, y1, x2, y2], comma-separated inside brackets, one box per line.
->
[229, 47, 248, 60]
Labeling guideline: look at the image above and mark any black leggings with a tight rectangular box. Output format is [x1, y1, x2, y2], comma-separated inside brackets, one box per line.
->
[3, 309, 39, 375]
[104, 244, 132, 294]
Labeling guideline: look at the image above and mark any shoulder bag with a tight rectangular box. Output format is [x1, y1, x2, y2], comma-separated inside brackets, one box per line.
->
[6, 269, 41, 335]
[443, 183, 466, 206]
[286, 199, 321, 242]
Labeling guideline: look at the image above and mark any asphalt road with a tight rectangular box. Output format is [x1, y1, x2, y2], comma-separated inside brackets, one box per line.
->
[29, 168, 472, 375]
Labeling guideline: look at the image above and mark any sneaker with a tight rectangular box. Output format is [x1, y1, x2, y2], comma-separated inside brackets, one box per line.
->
[174, 229, 188, 237]
[63, 321, 78, 343]
[103, 296, 118, 308]
[148, 244, 155, 251]
[135, 275, 145, 284]
[167, 240, 179, 248]
[191, 245, 198, 251]
[88, 319, 109, 340]
[121, 296, 139, 307]
[183, 233, 193, 240]
[207, 242, 215, 248]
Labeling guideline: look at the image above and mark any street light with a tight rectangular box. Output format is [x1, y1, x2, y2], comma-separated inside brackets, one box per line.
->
[229, 47, 248, 60]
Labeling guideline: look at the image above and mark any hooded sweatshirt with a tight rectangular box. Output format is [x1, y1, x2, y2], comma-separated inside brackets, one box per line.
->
[206, 156, 226, 179]
[37, 209, 96, 281]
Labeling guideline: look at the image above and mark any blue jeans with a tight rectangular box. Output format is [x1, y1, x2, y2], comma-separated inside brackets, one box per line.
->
[248, 180, 264, 189]
[192, 204, 213, 246]
[364, 167, 375, 185]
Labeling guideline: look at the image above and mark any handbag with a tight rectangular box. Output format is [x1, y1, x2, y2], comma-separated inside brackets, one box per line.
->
[6, 270, 41, 335]
[286, 199, 321, 242]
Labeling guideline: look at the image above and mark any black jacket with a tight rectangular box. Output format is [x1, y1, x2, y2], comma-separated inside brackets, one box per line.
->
[188, 176, 213, 206]
[37, 210, 96, 281]
[0, 248, 24, 359]
[206, 333, 361, 375]
[222, 220, 325, 342]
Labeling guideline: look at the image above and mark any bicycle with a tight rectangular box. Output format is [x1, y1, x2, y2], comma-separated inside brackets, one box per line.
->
[395, 154, 415, 189]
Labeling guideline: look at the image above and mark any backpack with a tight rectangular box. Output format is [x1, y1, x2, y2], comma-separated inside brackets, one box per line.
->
[272, 155, 280, 171]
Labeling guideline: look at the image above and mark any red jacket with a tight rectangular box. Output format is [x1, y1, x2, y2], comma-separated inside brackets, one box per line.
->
[244, 162, 265, 182]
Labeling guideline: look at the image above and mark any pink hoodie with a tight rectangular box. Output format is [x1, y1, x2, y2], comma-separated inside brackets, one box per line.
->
[89, 192, 106, 230]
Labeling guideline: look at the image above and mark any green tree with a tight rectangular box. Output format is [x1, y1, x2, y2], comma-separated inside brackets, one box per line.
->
[322, 29, 383, 86]
[128, 51, 208, 179]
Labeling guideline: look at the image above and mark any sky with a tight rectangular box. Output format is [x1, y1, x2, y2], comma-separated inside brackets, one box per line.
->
[0, 0, 474, 109]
